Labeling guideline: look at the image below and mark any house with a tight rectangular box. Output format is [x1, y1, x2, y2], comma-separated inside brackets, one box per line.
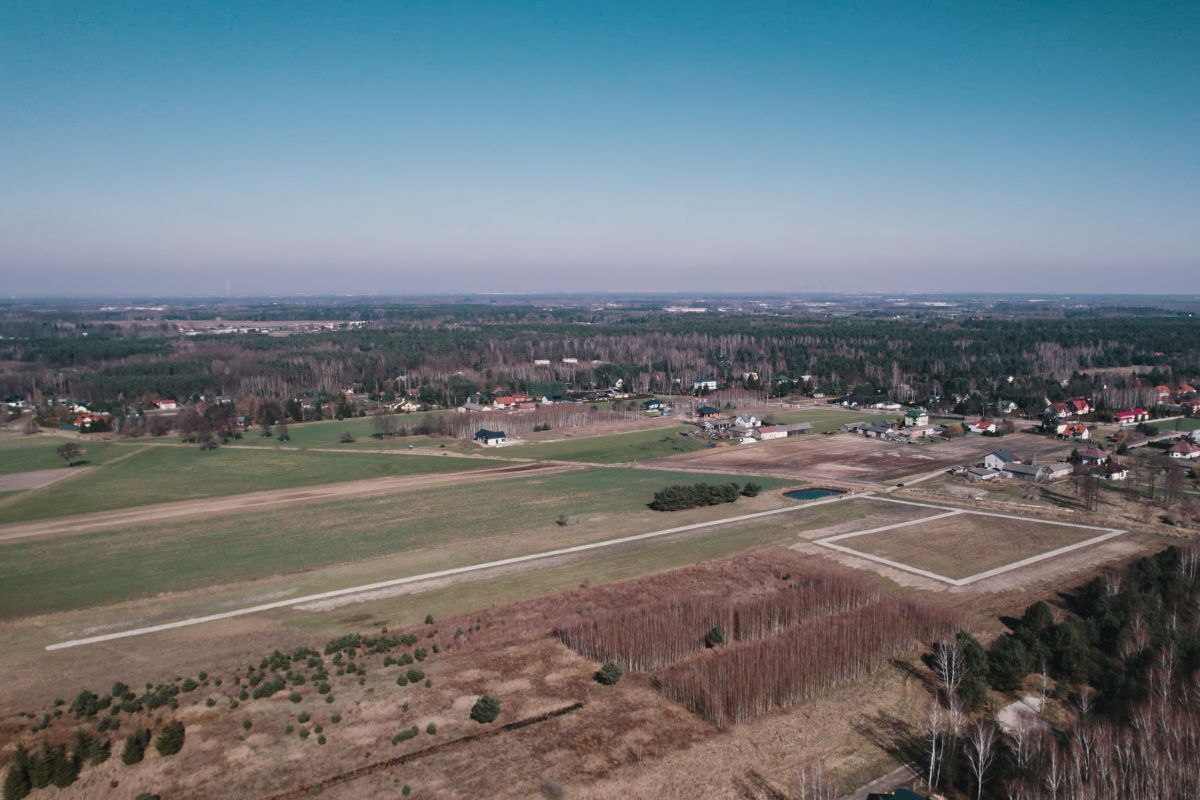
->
[732, 414, 761, 428]
[561, 358, 578, 364]
[782, 422, 812, 436]
[968, 419, 997, 435]
[1046, 402, 1072, 419]
[1113, 408, 1149, 426]
[902, 424, 940, 439]
[1067, 397, 1092, 415]
[874, 401, 903, 412]
[213, 394, 234, 407]
[1154, 384, 1174, 400]
[1043, 462, 1074, 480]
[515, 402, 538, 411]
[539, 394, 566, 405]
[1178, 383, 1197, 396]
[904, 407, 929, 427]
[3, 395, 29, 410]
[1192, 430, 1200, 445]
[702, 418, 732, 432]
[695, 405, 722, 418]
[692, 377, 719, 392]
[756, 426, 788, 441]
[1056, 422, 1091, 441]
[532, 359, 551, 366]
[967, 467, 1002, 482]
[1077, 447, 1108, 465]
[642, 398, 663, 412]
[983, 450, 1020, 471]
[737, 435, 757, 445]
[473, 429, 508, 447]
[997, 400, 1020, 414]
[492, 395, 521, 409]
[1002, 462, 1071, 481]
[861, 422, 897, 439]
[1168, 440, 1200, 460]
[1098, 460, 1129, 481]
[156, 399, 178, 411]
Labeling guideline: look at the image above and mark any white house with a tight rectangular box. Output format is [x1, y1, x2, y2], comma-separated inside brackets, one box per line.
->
[156, 399, 178, 411]
[533, 359, 551, 366]
[968, 420, 997, 435]
[1168, 440, 1200, 460]
[693, 377, 719, 392]
[473, 428, 508, 447]
[732, 414, 761, 428]
[983, 450, 1020, 471]
[561, 357, 578, 364]
[756, 426, 788, 441]
[875, 401, 903, 412]
[904, 407, 930, 427]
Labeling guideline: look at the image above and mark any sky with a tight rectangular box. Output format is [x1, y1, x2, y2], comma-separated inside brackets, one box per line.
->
[1, 1, 1198, 296]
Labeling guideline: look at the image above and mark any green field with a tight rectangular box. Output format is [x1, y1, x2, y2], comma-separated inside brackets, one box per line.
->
[1152, 417, 1200, 433]
[763, 408, 885, 432]
[0, 446, 491, 524]
[0, 468, 793, 619]
[0, 436, 124, 474]
[497, 426, 709, 462]
[215, 411, 471, 451]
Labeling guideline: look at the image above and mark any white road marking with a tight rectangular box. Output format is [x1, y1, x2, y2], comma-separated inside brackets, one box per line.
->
[45, 491, 869, 650]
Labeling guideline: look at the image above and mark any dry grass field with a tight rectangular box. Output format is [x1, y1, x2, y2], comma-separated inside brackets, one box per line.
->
[834, 510, 1114, 580]
[650, 429, 1075, 485]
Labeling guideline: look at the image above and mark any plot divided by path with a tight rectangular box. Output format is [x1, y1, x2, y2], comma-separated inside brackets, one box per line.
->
[45, 491, 868, 650]
[815, 495, 1126, 587]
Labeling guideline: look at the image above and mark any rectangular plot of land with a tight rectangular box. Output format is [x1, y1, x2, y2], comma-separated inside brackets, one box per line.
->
[842, 514, 1102, 580]
[815, 499, 1125, 586]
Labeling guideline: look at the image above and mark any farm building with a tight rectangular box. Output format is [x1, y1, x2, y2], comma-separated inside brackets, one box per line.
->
[903, 407, 929, 426]
[982, 450, 1020, 470]
[1002, 462, 1073, 482]
[755, 426, 787, 441]
[474, 428, 508, 446]
[967, 467, 1001, 482]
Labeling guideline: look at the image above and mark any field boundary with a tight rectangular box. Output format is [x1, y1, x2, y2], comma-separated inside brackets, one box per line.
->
[815, 497, 1126, 587]
[45, 491, 868, 650]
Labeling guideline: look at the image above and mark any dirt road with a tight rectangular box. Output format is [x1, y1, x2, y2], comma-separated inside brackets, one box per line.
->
[0, 461, 576, 542]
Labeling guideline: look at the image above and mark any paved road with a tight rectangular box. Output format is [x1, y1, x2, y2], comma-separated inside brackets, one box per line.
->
[45, 490, 867, 650]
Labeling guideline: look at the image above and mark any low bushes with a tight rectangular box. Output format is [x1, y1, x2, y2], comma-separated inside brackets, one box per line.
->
[470, 695, 500, 724]
[649, 482, 742, 511]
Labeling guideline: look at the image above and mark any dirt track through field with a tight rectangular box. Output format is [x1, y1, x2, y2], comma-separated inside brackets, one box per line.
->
[45, 490, 868, 650]
[0, 461, 575, 542]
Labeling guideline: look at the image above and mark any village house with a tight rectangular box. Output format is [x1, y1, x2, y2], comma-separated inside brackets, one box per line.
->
[473, 428, 508, 447]
[532, 359, 551, 366]
[1154, 384, 1174, 401]
[692, 377, 719, 392]
[1097, 460, 1129, 481]
[755, 425, 787, 441]
[968, 419, 998, 435]
[982, 450, 1020, 471]
[997, 400, 1020, 414]
[155, 398, 178, 411]
[904, 407, 929, 427]
[861, 421, 898, 440]
[1002, 461, 1073, 482]
[1168, 440, 1200, 460]
[1055, 421, 1091, 441]
[642, 398, 663, 412]
[967, 467, 1002, 482]
[732, 414, 761, 428]
[695, 405, 723, 418]
[1046, 402, 1072, 419]
[1076, 447, 1108, 466]
[874, 401, 903, 412]
[1067, 397, 1091, 415]
[1113, 408, 1150, 426]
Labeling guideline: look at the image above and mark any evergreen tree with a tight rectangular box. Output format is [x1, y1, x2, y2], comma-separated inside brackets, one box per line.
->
[155, 720, 186, 756]
[121, 730, 147, 765]
[470, 695, 501, 724]
[2, 745, 31, 800]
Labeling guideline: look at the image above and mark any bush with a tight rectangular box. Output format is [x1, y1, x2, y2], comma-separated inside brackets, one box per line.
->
[298, 711, 310, 723]
[425, 723, 437, 735]
[391, 726, 418, 744]
[331, 714, 341, 724]
[470, 695, 501, 724]
[155, 720, 186, 756]
[424, 614, 434, 625]
[3, 745, 31, 800]
[595, 661, 623, 685]
[704, 625, 726, 648]
[289, 692, 302, 704]
[242, 719, 252, 731]
[120, 729, 149, 765]
[741, 482, 763, 497]
[405, 668, 425, 683]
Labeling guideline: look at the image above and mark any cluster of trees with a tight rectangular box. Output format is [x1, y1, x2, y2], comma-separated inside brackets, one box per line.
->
[556, 568, 882, 671]
[649, 482, 753, 511]
[656, 599, 960, 727]
[920, 544, 1200, 799]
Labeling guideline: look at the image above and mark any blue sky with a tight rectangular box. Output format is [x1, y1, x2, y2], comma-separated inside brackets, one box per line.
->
[1, 1, 1197, 295]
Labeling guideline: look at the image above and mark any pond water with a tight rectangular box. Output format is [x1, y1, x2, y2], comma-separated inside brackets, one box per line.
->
[783, 488, 845, 501]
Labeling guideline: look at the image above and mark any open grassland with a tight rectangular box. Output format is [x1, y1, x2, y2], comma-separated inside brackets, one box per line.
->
[0, 468, 794, 620]
[1152, 416, 1200, 432]
[840, 512, 1106, 580]
[0, 435, 124, 474]
[763, 408, 886, 432]
[229, 410, 473, 450]
[0, 446, 491, 524]
[495, 426, 708, 462]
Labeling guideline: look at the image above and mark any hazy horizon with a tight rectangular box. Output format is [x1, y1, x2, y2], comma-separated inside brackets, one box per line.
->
[3, 1, 1198, 295]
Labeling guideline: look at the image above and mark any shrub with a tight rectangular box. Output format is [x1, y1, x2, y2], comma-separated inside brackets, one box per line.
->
[155, 720, 186, 756]
[406, 668, 425, 683]
[181, 678, 198, 692]
[595, 661, 623, 685]
[331, 714, 341, 724]
[396, 675, 409, 686]
[299, 727, 310, 739]
[325, 695, 335, 704]
[289, 692, 302, 704]
[391, 726, 418, 744]
[317, 735, 326, 745]
[242, 719, 252, 731]
[470, 695, 501, 724]
[741, 482, 763, 497]
[3, 745, 32, 800]
[424, 679, 432, 688]
[649, 482, 742, 511]
[424, 614, 434, 624]
[298, 711, 310, 723]
[120, 730, 149, 765]
[425, 723, 437, 735]
[704, 625, 726, 648]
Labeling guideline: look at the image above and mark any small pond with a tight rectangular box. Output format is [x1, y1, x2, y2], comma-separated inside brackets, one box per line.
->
[783, 488, 845, 501]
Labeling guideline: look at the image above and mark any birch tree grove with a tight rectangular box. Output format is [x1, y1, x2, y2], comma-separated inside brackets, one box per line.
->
[654, 600, 960, 727]
[555, 568, 880, 671]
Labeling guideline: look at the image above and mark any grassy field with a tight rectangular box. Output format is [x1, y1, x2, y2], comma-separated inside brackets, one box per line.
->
[841, 513, 1103, 579]
[495, 426, 709, 462]
[213, 411, 472, 451]
[763, 408, 885, 432]
[1152, 417, 1200, 433]
[0, 436, 125, 474]
[0, 446, 492, 524]
[0, 468, 794, 619]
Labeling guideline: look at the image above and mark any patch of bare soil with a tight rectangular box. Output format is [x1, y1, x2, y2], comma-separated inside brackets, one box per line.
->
[0, 467, 90, 493]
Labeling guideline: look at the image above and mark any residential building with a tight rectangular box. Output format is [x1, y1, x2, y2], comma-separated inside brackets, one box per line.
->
[1055, 422, 1090, 441]
[967, 467, 1001, 482]
[983, 450, 1019, 471]
[473, 429, 508, 446]
[968, 419, 997, 435]
[1098, 460, 1129, 481]
[1046, 402, 1072, 419]
[732, 414, 761, 428]
[904, 407, 929, 427]
[695, 405, 722, 418]
[1067, 397, 1092, 415]
[1077, 447, 1108, 465]
[642, 398, 663, 412]
[692, 377, 719, 392]
[1168, 440, 1200, 460]
[1113, 408, 1149, 425]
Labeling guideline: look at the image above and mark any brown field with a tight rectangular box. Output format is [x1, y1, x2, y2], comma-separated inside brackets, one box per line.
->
[829, 510, 1116, 581]
[650, 429, 1075, 485]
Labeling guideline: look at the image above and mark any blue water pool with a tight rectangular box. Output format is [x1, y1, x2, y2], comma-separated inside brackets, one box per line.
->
[784, 488, 845, 501]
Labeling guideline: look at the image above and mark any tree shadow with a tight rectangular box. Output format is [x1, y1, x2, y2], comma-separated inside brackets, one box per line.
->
[853, 709, 925, 772]
[892, 657, 937, 694]
[730, 770, 789, 800]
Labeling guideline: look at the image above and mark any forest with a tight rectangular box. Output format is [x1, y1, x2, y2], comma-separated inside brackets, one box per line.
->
[2, 301, 1199, 418]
